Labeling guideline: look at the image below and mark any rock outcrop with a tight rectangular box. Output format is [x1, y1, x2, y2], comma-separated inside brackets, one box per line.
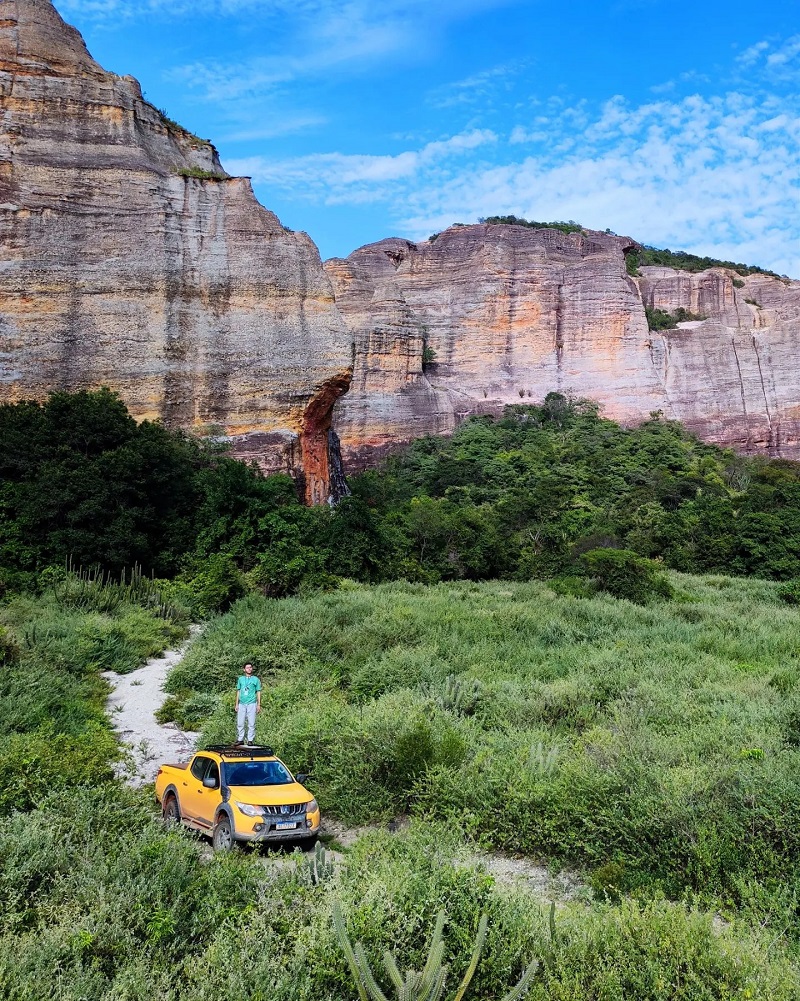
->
[329, 225, 800, 464]
[0, 0, 352, 503]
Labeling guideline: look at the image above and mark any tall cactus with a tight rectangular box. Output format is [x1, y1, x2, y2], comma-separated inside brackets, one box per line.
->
[332, 902, 538, 1001]
[302, 840, 335, 886]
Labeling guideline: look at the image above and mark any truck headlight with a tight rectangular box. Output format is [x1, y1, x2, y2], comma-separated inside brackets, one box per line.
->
[306, 798, 319, 814]
[235, 802, 265, 817]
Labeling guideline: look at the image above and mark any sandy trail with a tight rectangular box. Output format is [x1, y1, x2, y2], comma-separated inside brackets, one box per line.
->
[103, 625, 201, 786]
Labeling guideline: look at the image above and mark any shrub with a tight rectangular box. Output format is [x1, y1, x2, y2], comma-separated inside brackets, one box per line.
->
[175, 166, 227, 180]
[580, 548, 673, 603]
[0, 727, 118, 814]
[777, 580, 800, 604]
[179, 554, 245, 615]
[645, 306, 707, 330]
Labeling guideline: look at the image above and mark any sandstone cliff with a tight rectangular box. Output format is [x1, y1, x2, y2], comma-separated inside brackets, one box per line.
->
[328, 225, 800, 464]
[0, 0, 352, 503]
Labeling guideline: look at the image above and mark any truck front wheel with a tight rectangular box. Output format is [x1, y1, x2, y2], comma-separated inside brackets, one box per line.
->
[212, 815, 235, 852]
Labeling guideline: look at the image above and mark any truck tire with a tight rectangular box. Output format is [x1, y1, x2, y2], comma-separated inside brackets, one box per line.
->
[163, 795, 181, 826]
[212, 815, 235, 852]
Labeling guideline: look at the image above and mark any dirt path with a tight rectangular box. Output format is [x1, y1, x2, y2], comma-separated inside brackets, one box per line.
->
[103, 626, 202, 786]
[321, 818, 584, 901]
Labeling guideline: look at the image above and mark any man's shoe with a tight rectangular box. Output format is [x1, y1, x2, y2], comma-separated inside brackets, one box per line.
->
[234, 740, 244, 746]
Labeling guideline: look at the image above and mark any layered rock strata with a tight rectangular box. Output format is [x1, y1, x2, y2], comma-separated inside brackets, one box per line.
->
[329, 226, 800, 464]
[0, 0, 352, 503]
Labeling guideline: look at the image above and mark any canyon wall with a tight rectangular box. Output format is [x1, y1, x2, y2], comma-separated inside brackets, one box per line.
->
[329, 226, 800, 465]
[0, 0, 353, 503]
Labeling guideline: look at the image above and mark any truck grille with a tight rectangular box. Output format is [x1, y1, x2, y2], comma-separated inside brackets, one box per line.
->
[261, 803, 305, 817]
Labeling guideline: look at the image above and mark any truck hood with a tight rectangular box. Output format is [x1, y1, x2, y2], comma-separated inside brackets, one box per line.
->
[226, 782, 313, 806]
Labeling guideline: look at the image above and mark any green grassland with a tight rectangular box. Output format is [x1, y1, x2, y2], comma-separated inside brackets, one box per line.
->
[3, 391, 800, 998]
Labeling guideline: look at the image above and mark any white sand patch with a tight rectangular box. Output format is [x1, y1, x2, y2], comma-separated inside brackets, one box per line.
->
[103, 625, 202, 786]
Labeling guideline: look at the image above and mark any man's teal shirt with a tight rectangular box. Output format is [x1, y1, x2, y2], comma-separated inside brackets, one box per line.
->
[236, 675, 261, 705]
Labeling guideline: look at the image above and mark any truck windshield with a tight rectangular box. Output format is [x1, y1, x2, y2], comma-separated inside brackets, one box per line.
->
[223, 760, 293, 786]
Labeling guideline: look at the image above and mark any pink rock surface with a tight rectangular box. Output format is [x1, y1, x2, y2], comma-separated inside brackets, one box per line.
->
[330, 226, 800, 463]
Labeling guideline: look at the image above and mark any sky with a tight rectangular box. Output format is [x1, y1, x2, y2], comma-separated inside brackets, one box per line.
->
[59, 0, 800, 275]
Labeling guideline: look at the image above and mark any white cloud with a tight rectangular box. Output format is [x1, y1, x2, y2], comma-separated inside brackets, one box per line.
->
[734, 35, 800, 80]
[225, 129, 498, 194]
[427, 63, 522, 109]
[767, 35, 800, 68]
[237, 90, 800, 276]
[737, 40, 770, 66]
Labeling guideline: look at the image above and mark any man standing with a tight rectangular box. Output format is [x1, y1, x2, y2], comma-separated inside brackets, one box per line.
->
[234, 663, 261, 746]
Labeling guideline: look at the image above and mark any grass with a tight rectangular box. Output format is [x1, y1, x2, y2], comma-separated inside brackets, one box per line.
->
[1, 571, 800, 997]
[0, 577, 188, 813]
[0, 793, 797, 1000]
[166, 575, 800, 920]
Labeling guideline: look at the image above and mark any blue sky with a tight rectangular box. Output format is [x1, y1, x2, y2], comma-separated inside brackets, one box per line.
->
[60, 0, 800, 275]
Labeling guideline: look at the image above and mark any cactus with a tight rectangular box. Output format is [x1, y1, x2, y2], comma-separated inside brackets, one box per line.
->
[527, 740, 560, 777]
[303, 841, 335, 886]
[333, 902, 538, 1001]
[418, 674, 483, 717]
[47, 558, 185, 622]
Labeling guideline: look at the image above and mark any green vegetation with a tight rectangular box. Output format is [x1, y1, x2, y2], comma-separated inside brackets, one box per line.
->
[3, 801, 796, 1000]
[333, 903, 538, 1001]
[176, 166, 227, 181]
[0, 568, 187, 814]
[645, 306, 707, 330]
[156, 106, 207, 145]
[167, 577, 800, 920]
[479, 216, 585, 235]
[3, 391, 800, 996]
[6, 390, 800, 612]
[626, 245, 781, 279]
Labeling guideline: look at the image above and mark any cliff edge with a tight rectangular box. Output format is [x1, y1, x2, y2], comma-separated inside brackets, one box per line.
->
[0, 0, 353, 503]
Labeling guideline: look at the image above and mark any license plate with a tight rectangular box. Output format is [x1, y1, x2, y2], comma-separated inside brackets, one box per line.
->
[275, 821, 298, 830]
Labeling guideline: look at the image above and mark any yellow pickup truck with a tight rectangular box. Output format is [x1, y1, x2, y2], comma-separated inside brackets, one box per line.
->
[155, 745, 321, 851]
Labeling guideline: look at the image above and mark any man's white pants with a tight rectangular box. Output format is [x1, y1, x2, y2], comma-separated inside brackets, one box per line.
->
[237, 703, 256, 743]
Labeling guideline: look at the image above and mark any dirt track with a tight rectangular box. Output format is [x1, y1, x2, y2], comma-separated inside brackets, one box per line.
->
[103, 626, 201, 786]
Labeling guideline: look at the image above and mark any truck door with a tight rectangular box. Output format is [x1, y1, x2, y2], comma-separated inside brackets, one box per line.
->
[181, 755, 221, 828]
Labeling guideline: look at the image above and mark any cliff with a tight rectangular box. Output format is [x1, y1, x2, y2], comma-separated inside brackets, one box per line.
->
[328, 225, 800, 464]
[0, 0, 353, 503]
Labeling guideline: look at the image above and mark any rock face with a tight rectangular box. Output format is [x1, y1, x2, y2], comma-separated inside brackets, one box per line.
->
[3, 1, 800, 492]
[0, 0, 352, 503]
[329, 226, 800, 464]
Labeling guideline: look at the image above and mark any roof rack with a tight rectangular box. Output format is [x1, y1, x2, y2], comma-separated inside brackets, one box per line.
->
[203, 744, 275, 758]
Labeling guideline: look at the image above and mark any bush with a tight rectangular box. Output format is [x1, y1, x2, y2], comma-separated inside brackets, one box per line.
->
[178, 554, 245, 615]
[580, 548, 673, 603]
[0, 727, 118, 814]
[777, 580, 800, 604]
[645, 306, 707, 330]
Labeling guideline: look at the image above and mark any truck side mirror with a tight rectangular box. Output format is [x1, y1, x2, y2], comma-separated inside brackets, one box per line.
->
[295, 773, 308, 784]
[203, 776, 219, 789]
